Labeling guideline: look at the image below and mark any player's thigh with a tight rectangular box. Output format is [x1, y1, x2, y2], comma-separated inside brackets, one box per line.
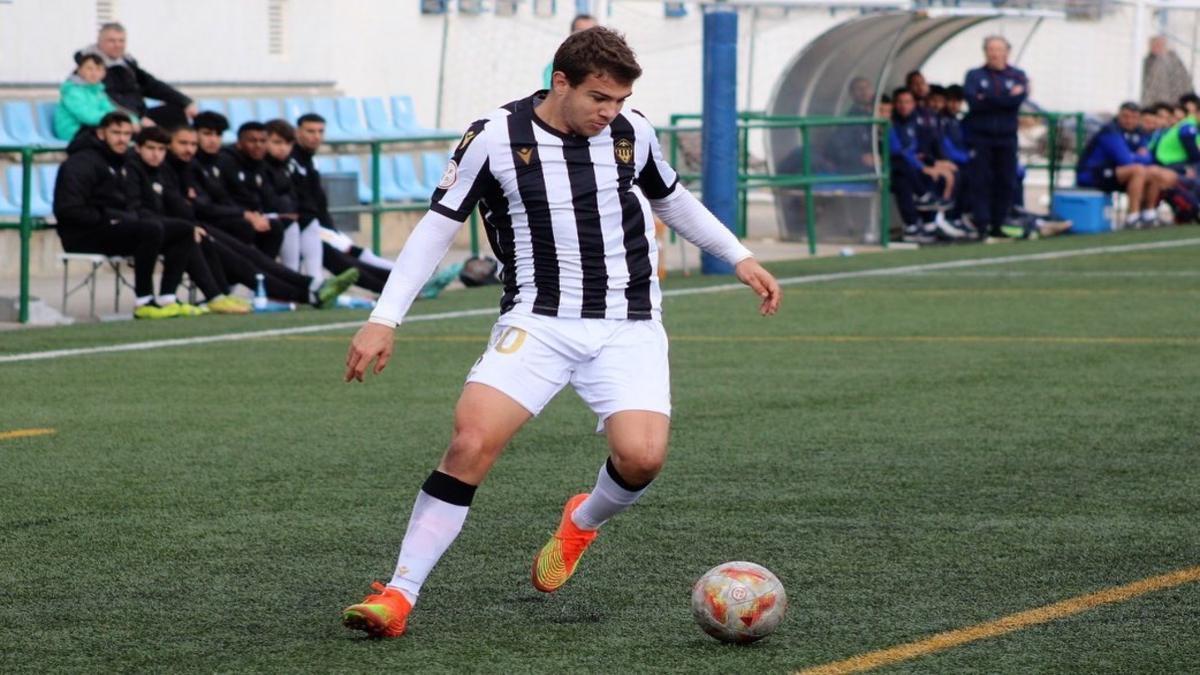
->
[572, 320, 671, 433]
[439, 382, 534, 482]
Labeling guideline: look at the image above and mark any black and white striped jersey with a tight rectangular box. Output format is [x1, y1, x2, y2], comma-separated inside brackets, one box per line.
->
[430, 91, 680, 321]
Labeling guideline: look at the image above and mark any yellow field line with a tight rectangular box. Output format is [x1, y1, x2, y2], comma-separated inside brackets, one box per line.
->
[796, 564, 1200, 675]
[0, 428, 56, 441]
[272, 335, 1200, 346]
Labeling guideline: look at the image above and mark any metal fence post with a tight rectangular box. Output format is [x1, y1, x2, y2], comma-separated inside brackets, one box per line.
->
[19, 148, 34, 324]
[879, 119, 891, 249]
[1047, 113, 1059, 203]
[800, 125, 816, 256]
[370, 141, 382, 255]
[469, 210, 480, 257]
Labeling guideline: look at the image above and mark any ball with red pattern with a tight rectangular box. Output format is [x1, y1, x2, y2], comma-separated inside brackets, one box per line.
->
[690, 561, 787, 644]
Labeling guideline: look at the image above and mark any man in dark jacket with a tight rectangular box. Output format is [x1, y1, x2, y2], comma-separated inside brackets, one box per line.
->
[77, 23, 196, 129]
[289, 113, 392, 293]
[262, 119, 315, 276]
[163, 125, 358, 307]
[191, 114, 283, 256]
[52, 112, 195, 319]
[1077, 102, 1177, 227]
[213, 121, 286, 256]
[963, 35, 1029, 239]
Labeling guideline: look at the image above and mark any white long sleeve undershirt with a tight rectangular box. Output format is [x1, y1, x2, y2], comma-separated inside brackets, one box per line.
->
[368, 211, 462, 328]
[650, 187, 754, 266]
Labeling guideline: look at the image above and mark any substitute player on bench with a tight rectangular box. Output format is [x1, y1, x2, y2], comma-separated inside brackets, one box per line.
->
[340, 27, 781, 638]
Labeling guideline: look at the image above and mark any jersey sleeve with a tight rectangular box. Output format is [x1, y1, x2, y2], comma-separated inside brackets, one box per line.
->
[632, 112, 680, 200]
[429, 119, 494, 222]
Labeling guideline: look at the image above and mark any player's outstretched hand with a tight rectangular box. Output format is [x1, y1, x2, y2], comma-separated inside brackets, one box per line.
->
[734, 258, 781, 316]
[345, 322, 396, 382]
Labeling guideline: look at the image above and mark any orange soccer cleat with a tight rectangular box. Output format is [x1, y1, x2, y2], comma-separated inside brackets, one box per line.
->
[531, 493, 598, 593]
[341, 581, 413, 638]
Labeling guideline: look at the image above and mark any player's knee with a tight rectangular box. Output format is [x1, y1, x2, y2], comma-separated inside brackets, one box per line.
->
[445, 425, 500, 464]
[612, 448, 666, 485]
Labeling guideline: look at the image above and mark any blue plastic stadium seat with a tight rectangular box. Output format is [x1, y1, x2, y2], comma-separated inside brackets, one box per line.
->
[3, 101, 52, 146]
[35, 102, 59, 143]
[336, 155, 373, 203]
[315, 156, 337, 174]
[392, 154, 427, 200]
[390, 95, 419, 134]
[376, 154, 409, 202]
[196, 98, 225, 114]
[335, 97, 371, 140]
[421, 152, 449, 194]
[38, 164, 59, 209]
[312, 97, 350, 141]
[6, 166, 52, 217]
[283, 97, 312, 125]
[255, 98, 282, 123]
[362, 97, 398, 136]
[226, 98, 255, 130]
[0, 174, 19, 216]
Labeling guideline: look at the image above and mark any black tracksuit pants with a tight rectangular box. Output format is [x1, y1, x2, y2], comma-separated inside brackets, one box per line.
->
[323, 245, 387, 293]
[204, 227, 315, 303]
[968, 137, 1018, 232]
[58, 218, 192, 299]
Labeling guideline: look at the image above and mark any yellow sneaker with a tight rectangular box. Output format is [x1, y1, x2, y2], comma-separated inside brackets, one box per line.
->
[205, 295, 250, 315]
[170, 302, 208, 317]
[342, 581, 413, 638]
[133, 303, 180, 320]
[531, 493, 597, 593]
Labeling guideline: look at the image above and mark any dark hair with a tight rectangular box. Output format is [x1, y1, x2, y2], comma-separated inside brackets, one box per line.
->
[891, 86, 913, 101]
[1119, 101, 1141, 114]
[237, 121, 267, 138]
[928, 84, 946, 97]
[1179, 93, 1200, 108]
[98, 111, 132, 128]
[945, 84, 965, 100]
[1153, 101, 1174, 114]
[904, 70, 924, 86]
[296, 112, 326, 127]
[75, 53, 104, 68]
[551, 26, 641, 87]
[1140, 107, 1157, 115]
[193, 110, 229, 133]
[134, 126, 170, 146]
[569, 14, 595, 32]
[879, 94, 892, 104]
[264, 118, 295, 142]
[169, 125, 197, 139]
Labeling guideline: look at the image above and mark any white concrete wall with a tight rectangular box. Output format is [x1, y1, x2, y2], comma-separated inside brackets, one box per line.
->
[1, 1, 1198, 128]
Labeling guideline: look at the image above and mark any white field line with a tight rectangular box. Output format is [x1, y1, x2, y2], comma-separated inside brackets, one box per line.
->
[2, 237, 1198, 365]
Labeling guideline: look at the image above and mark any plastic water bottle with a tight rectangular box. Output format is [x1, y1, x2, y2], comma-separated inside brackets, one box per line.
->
[253, 273, 268, 310]
[335, 295, 376, 309]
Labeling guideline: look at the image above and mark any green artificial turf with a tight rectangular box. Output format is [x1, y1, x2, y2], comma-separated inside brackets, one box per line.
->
[1, 228, 1198, 673]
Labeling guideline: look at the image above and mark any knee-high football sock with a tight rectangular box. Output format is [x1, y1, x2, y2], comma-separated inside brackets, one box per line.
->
[571, 458, 652, 530]
[300, 221, 325, 282]
[387, 470, 476, 605]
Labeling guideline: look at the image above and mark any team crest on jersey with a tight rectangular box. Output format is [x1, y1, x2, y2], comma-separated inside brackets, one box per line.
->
[516, 147, 534, 165]
[212, 166, 220, 178]
[152, 182, 163, 194]
[255, 174, 263, 187]
[614, 138, 634, 164]
[237, 171, 244, 181]
[458, 130, 477, 151]
[438, 160, 458, 189]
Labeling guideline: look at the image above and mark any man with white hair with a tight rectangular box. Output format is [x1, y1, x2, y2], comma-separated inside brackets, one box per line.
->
[77, 22, 198, 129]
[963, 35, 1028, 239]
[1143, 35, 1193, 107]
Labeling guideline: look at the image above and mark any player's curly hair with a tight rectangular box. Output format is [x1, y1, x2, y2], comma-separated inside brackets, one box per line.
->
[552, 26, 642, 87]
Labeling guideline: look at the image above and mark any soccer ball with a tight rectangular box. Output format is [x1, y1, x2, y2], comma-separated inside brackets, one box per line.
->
[691, 561, 787, 644]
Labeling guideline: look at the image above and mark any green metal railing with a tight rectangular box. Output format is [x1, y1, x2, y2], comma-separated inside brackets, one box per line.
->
[1019, 110, 1086, 202]
[0, 145, 58, 324]
[665, 112, 893, 254]
[322, 133, 480, 257]
[2, 135, 480, 324]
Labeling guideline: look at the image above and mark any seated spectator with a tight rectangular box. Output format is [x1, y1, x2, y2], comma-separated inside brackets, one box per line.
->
[938, 85, 972, 232]
[876, 94, 892, 120]
[1078, 102, 1178, 227]
[125, 127, 249, 315]
[1182, 92, 1200, 118]
[215, 122, 287, 257]
[161, 125, 358, 307]
[824, 77, 878, 173]
[289, 113, 393, 293]
[263, 119, 323, 278]
[1147, 101, 1173, 154]
[54, 53, 131, 141]
[76, 22, 196, 129]
[189, 111, 273, 245]
[889, 87, 961, 242]
[1152, 103, 1199, 171]
[1172, 104, 1187, 124]
[52, 112, 197, 319]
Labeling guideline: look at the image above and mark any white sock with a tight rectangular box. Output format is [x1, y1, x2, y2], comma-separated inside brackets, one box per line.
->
[571, 459, 651, 530]
[135, 295, 153, 307]
[158, 294, 176, 306]
[387, 472, 474, 605]
[1125, 213, 1140, 225]
[357, 248, 395, 271]
[280, 222, 301, 271]
[300, 222, 326, 283]
[1141, 209, 1156, 221]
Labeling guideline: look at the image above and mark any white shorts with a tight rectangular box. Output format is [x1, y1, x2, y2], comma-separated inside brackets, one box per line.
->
[466, 312, 671, 431]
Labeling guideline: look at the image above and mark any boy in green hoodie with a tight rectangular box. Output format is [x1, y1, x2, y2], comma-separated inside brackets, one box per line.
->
[55, 53, 137, 141]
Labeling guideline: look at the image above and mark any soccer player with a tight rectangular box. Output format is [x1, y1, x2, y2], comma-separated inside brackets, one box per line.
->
[339, 27, 781, 638]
